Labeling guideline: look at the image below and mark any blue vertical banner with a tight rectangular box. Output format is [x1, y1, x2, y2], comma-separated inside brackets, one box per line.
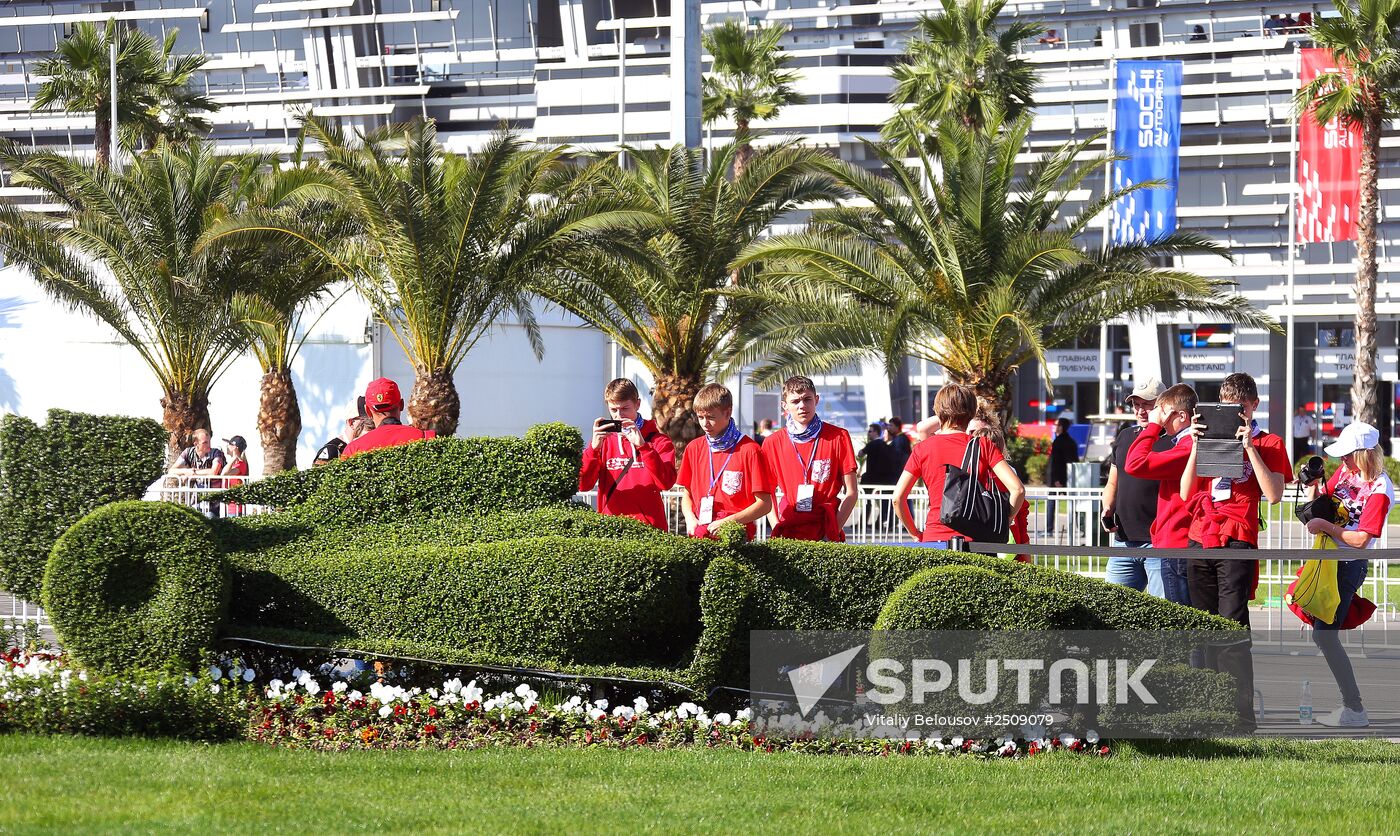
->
[1111, 60, 1183, 244]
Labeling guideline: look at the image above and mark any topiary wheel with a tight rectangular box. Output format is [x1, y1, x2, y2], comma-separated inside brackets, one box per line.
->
[42, 500, 228, 672]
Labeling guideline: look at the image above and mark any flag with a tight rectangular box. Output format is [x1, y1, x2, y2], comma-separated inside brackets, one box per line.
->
[1111, 60, 1183, 245]
[1297, 48, 1361, 243]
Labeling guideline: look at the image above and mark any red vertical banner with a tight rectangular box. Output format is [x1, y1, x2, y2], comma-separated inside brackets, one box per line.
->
[1297, 48, 1361, 243]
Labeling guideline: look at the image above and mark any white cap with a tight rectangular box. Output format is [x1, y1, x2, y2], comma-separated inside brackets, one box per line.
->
[1324, 421, 1381, 457]
[1127, 376, 1165, 404]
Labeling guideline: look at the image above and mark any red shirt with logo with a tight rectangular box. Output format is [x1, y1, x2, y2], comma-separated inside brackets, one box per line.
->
[762, 423, 857, 518]
[578, 419, 677, 530]
[902, 432, 1005, 543]
[342, 422, 435, 457]
[677, 435, 775, 540]
[1123, 423, 1195, 548]
[1186, 431, 1292, 547]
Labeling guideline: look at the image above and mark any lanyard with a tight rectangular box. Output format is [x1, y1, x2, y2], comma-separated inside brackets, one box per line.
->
[789, 433, 821, 484]
[707, 447, 736, 496]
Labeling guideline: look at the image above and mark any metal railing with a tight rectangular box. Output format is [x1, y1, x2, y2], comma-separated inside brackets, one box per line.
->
[142, 474, 270, 518]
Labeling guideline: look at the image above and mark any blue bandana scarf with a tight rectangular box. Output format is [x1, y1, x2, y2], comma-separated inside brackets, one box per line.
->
[786, 414, 823, 443]
[708, 419, 743, 452]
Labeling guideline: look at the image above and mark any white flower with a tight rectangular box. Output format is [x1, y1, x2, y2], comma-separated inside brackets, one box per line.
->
[515, 683, 534, 698]
[241, 668, 255, 683]
[348, 690, 363, 702]
[593, 699, 608, 710]
[587, 707, 606, 722]
[304, 679, 321, 696]
[207, 665, 222, 681]
[209, 684, 220, 694]
[951, 736, 964, 748]
[291, 668, 304, 681]
[269, 678, 284, 691]
[297, 671, 312, 686]
[183, 675, 197, 688]
[735, 708, 752, 722]
[714, 712, 732, 726]
[612, 706, 635, 721]
[633, 696, 649, 714]
[378, 705, 392, 718]
[1085, 730, 1100, 745]
[676, 702, 699, 719]
[332, 681, 348, 694]
[1059, 733, 1077, 748]
[998, 741, 1018, 756]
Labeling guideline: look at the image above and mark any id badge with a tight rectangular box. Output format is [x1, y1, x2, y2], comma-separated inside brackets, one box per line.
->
[698, 495, 714, 525]
[1211, 477, 1232, 502]
[795, 483, 815, 513]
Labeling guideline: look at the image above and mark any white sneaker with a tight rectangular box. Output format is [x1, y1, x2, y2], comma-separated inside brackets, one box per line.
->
[1315, 706, 1369, 728]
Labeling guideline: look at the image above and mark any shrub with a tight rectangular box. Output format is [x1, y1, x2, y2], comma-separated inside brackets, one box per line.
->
[873, 566, 1095, 631]
[224, 534, 712, 669]
[0, 656, 246, 741]
[0, 409, 166, 601]
[216, 423, 583, 525]
[1024, 453, 1050, 486]
[42, 501, 228, 672]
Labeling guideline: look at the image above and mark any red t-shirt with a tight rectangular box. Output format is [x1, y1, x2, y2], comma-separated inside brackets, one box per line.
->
[762, 423, 857, 519]
[1123, 422, 1195, 548]
[902, 432, 1005, 543]
[342, 422, 435, 457]
[676, 435, 775, 540]
[1324, 467, 1394, 542]
[1186, 431, 1292, 547]
[578, 419, 677, 531]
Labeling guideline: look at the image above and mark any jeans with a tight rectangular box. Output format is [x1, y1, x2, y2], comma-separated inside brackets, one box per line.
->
[1311, 557, 1370, 711]
[1106, 542, 1192, 606]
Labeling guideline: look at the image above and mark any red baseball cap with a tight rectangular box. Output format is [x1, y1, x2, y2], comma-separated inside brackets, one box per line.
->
[365, 377, 403, 413]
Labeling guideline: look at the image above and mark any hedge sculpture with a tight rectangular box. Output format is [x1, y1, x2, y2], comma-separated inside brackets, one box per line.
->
[38, 421, 1242, 685]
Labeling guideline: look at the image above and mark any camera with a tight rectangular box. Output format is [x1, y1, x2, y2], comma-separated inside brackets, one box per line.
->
[596, 418, 624, 433]
[1298, 455, 1326, 487]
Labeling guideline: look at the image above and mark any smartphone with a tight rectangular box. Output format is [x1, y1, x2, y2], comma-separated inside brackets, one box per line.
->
[597, 419, 623, 433]
[1195, 402, 1244, 440]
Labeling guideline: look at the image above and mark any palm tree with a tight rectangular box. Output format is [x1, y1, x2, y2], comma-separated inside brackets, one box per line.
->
[702, 19, 805, 180]
[1297, 0, 1400, 426]
[532, 142, 846, 452]
[32, 21, 219, 168]
[882, 0, 1042, 154]
[0, 141, 259, 452]
[725, 114, 1278, 425]
[208, 117, 635, 437]
[221, 162, 355, 474]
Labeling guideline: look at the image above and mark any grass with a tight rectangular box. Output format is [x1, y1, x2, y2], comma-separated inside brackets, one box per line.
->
[4, 735, 1400, 833]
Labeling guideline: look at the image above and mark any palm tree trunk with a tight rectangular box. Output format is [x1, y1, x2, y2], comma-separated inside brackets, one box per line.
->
[94, 103, 111, 169]
[257, 366, 301, 475]
[161, 389, 211, 458]
[408, 365, 460, 437]
[1350, 106, 1382, 426]
[732, 119, 753, 181]
[651, 370, 704, 455]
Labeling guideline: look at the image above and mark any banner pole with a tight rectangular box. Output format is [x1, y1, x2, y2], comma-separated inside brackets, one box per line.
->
[1100, 58, 1116, 414]
[1285, 46, 1301, 449]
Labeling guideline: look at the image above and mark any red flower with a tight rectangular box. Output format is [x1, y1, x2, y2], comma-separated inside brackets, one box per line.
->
[322, 727, 335, 738]
[1098, 745, 1111, 757]
[529, 721, 539, 733]
[636, 733, 648, 745]
[427, 706, 439, 718]
[423, 723, 437, 736]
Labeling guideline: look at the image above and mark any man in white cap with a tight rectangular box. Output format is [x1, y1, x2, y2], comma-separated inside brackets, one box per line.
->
[1099, 376, 1188, 604]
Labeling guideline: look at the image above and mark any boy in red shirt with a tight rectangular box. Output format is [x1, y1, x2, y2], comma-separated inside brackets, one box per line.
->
[676, 383, 774, 540]
[578, 378, 677, 531]
[762, 376, 858, 541]
[1123, 383, 1199, 550]
[1179, 372, 1290, 625]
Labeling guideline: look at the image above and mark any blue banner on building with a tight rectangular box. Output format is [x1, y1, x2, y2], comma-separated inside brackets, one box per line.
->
[1111, 60, 1182, 244]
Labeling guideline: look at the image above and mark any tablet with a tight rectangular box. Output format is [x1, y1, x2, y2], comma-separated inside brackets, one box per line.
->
[1195, 402, 1244, 440]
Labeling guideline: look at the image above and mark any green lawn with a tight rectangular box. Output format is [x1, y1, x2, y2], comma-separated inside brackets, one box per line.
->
[4, 735, 1400, 833]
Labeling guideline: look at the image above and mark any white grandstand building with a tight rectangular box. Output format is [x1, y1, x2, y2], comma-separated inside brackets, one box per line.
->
[0, 0, 1394, 463]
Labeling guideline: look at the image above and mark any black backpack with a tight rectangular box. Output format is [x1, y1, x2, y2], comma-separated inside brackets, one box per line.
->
[939, 437, 1011, 543]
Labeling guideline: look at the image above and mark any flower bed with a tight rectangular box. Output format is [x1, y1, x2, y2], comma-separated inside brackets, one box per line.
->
[0, 648, 1110, 758]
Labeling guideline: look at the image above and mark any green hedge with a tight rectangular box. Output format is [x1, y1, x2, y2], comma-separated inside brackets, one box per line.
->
[0, 409, 166, 601]
[223, 534, 712, 668]
[689, 539, 1240, 689]
[874, 566, 1095, 631]
[215, 423, 583, 525]
[42, 501, 228, 672]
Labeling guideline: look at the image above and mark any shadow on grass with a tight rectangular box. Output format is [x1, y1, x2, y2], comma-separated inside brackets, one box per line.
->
[1120, 737, 1400, 763]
